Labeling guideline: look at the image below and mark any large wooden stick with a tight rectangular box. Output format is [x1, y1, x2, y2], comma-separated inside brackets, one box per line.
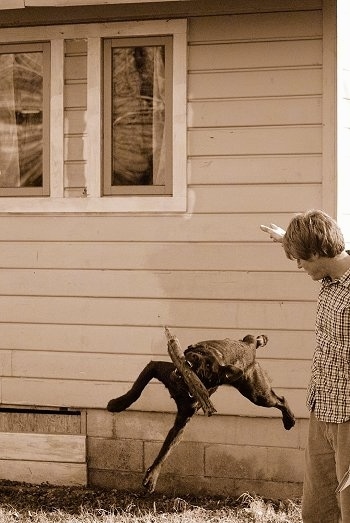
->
[165, 326, 217, 416]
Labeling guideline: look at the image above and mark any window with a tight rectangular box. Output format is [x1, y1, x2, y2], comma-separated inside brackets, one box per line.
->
[103, 36, 173, 196]
[0, 19, 187, 212]
[0, 42, 50, 196]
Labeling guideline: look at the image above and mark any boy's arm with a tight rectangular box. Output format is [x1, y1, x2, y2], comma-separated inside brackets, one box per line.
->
[260, 223, 285, 243]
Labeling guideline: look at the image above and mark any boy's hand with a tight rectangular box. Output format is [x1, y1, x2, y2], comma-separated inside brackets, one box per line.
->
[260, 223, 285, 243]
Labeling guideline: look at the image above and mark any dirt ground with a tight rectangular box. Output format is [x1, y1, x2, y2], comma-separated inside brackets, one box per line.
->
[0, 480, 244, 515]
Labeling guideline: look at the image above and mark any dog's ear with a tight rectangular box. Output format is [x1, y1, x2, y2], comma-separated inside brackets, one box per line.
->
[222, 364, 243, 382]
[242, 334, 255, 345]
[242, 334, 268, 349]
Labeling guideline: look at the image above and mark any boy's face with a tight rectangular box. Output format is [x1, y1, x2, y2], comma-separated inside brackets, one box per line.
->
[297, 255, 328, 281]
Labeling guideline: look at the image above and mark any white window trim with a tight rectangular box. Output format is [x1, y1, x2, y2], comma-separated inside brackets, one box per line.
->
[0, 0, 192, 8]
[0, 19, 187, 213]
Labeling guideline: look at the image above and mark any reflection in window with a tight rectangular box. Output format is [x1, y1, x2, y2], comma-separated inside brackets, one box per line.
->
[0, 50, 43, 189]
[104, 37, 172, 195]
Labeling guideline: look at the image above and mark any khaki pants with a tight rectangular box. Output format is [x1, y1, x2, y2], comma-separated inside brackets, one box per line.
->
[302, 412, 350, 523]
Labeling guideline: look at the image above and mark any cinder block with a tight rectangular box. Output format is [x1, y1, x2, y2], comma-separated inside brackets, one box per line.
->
[88, 437, 143, 471]
[89, 467, 303, 500]
[89, 469, 144, 492]
[233, 478, 303, 500]
[267, 447, 305, 482]
[233, 416, 300, 448]
[157, 474, 230, 496]
[144, 441, 204, 476]
[90, 410, 304, 450]
[205, 444, 268, 480]
[186, 415, 300, 448]
[182, 414, 237, 444]
[112, 411, 172, 441]
[86, 410, 306, 498]
[0, 351, 11, 377]
[87, 410, 174, 441]
[130, 473, 303, 500]
[87, 409, 114, 437]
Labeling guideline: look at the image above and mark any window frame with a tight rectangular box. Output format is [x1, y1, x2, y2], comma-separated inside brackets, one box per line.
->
[0, 19, 187, 213]
[0, 41, 50, 197]
[103, 35, 173, 197]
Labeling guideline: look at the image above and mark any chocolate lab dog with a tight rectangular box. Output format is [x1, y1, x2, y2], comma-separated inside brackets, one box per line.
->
[107, 334, 295, 493]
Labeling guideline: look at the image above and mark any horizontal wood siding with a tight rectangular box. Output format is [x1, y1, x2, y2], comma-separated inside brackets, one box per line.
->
[0, 0, 324, 423]
[0, 269, 318, 300]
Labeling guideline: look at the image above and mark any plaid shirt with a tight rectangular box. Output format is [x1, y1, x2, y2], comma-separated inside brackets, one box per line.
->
[306, 266, 350, 423]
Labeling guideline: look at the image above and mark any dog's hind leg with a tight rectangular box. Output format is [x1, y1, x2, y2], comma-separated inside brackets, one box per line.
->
[235, 362, 295, 430]
[143, 405, 196, 493]
[107, 361, 174, 412]
[107, 359, 197, 492]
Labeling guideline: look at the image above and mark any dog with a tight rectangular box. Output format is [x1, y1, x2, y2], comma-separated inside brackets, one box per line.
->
[107, 334, 295, 493]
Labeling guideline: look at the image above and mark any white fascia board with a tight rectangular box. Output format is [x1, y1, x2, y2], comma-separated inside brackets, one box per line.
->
[0, 0, 24, 9]
[25, 0, 189, 6]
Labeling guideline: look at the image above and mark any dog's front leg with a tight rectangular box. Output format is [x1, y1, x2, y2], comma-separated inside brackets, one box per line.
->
[143, 408, 195, 493]
[235, 362, 295, 430]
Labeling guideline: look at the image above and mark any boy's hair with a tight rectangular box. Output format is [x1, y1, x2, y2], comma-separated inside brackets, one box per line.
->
[282, 210, 345, 260]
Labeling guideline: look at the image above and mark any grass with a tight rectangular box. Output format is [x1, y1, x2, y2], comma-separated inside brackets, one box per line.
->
[0, 481, 302, 522]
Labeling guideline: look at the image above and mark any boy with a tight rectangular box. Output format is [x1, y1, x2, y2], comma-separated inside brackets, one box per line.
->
[261, 210, 350, 522]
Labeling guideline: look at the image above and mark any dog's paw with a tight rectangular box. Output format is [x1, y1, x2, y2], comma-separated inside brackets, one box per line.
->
[107, 397, 129, 412]
[282, 413, 296, 430]
[143, 467, 159, 493]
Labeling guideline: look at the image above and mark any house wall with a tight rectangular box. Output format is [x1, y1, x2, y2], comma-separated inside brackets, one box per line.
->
[0, 0, 330, 498]
[337, 0, 350, 245]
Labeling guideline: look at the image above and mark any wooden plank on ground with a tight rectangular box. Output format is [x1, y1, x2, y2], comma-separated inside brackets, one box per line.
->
[0, 460, 87, 486]
[0, 433, 86, 462]
[0, 411, 81, 434]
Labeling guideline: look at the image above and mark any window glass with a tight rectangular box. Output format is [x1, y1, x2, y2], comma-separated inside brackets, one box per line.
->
[0, 45, 48, 194]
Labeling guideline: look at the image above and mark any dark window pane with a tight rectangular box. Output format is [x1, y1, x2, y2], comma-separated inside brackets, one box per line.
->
[111, 45, 165, 187]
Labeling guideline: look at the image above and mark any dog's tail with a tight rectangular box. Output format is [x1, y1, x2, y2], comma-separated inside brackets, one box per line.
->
[107, 362, 157, 412]
[107, 361, 172, 413]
